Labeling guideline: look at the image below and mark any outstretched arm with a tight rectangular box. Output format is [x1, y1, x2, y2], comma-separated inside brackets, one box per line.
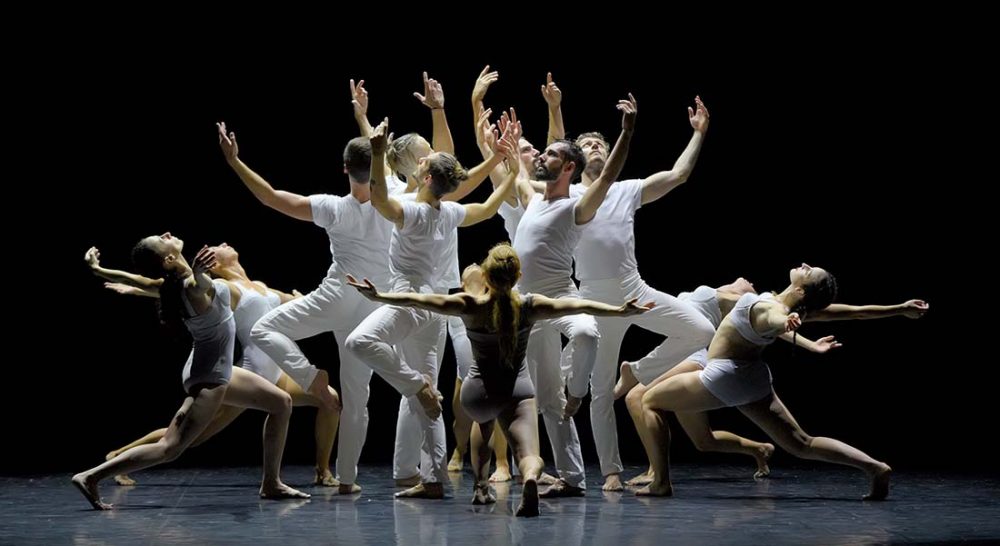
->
[368, 118, 405, 227]
[347, 275, 470, 316]
[575, 94, 637, 225]
[806, 300, 930, 322]
[529, 295, 653, 321]
[542, 72, 565, 144]
[104, 282, 160, 298]
[641, 96, 709, 205]
[85, 247, 162, 291]
[778, 332, 842, 353]
[217, 122, 313, 222]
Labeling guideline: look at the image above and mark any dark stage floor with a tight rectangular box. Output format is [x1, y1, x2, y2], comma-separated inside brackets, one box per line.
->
[2, 464, 998, 545]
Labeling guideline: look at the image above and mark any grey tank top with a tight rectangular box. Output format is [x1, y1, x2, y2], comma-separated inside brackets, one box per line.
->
[466, 294, 535, 381]
[181, 279, 234, 341]
[730, 292, 779, 346]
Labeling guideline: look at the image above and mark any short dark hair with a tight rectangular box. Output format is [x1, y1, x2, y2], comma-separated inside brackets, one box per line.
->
[343, 137, 372, 183]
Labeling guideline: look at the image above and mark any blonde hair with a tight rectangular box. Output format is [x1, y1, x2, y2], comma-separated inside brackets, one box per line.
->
[386, 133, 423, 179]
[481, 243, 522, 368]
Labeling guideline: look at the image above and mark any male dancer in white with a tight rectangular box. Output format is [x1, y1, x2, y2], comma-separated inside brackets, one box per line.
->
[551, 92, 717, 490]
[346, 118, 518, 498]
[509, 96, 636, 496]
[218, 123, 401, 494]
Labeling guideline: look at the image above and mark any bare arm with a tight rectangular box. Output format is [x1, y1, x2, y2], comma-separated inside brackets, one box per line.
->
[807, 300, 930, 322]
[641, 96, 710, 205]
[529, 294, 653, 321]
[778, 332, 842, 353]
[217, 122, 313, 222]
[85, 247, 162, 290]
[542, 72, 565, 144]
[461, 119, 519, 226]
[368, 119, 405, 227]
[184, 246, 219, 300]
[347, 276, 470, 315]
[575, 94, 637, 225]
[414, 71, 454, 155]
[443, 152, 505, 202]
[104, 282, 160, 298]
[350, 78, 373, 137]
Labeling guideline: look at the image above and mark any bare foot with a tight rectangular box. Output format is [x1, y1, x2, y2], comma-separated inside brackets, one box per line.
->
[753, 443, 776, 479]
[315, 469, 340, 487]
[537, 472, 559, 486]
[472, 483, 496, 505]
[395, 475, 421, 487]
[395, 482, 445, 499]
[613, 361, 639, 399]
[625, 470, 654, 487]
[72, 473, 112, 510]
[863, 463, 892, 501]
[602, 473, 624, 492]
[516, 478, 539, 518]
[635, 479, 673, 497]
[260, 482, 311, 500]
[489, 465, 512, 483]
[448, 449, 464, 472]
[113, 474, 137, 486]
[415, 380, 443, 419]
[562, 395, 583, 420]
[539, 479, 585, 498]
[104, 450, 121, 461]
[339, 483, 362, 494]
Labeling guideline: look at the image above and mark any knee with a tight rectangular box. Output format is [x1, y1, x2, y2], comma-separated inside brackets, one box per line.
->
[689, 433, 715, 452]
[783, 431, 814, 457]
[161, 440, 187, 463]
[344, 331, 369, 357]
[691, 319, 715, 346]
[271, 391, 294, 417]
[250, 321, 272, 345]
[625, 388, 644, 414]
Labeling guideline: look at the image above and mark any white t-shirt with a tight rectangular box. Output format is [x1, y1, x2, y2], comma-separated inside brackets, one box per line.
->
[569, 179, 643, 281]
[397, 192, 461, 290]
[498, 200, 524, 243]
[389, 199, 467, 292]
[309, 175, 406, 287]
[512, 193, 583, 290]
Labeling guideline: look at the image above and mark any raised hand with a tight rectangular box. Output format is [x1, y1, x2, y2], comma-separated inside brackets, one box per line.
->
[472, 65, 498, 104]
[192, 245, 218, 275]
[217, 121, 239, 161]
[617, 93, 638, 133]
[541, 72, 562, 108]
[414, 71, 445, 109]
[84, 246, 101, 269]
[477, 107, 497, 148]
[688, 95, 710, 134]
[370, 118, 390, 155]
[350, 78, 369, 118]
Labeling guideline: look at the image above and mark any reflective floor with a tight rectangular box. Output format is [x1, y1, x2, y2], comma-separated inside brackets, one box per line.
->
[3, 463, 998, 545]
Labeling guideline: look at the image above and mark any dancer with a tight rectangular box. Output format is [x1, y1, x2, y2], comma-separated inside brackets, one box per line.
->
[348, 243, 652, 515]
